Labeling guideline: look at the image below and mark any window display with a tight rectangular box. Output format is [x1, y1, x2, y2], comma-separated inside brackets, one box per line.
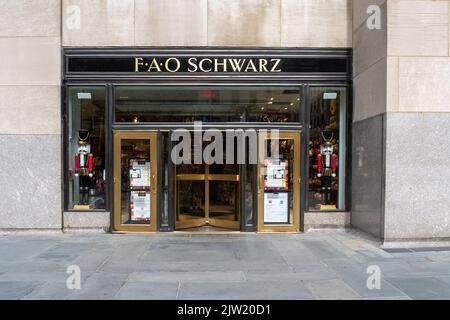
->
[67, 87, 106, 210]
[308, 88, 347, 211]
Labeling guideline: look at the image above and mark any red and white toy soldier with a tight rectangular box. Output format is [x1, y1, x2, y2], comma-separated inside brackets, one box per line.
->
[74, 129, 94, 206]
[317, 131, 337, 206]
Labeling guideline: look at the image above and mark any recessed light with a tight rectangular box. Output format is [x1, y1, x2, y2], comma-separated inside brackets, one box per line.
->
[323, 93, 338, 100]
[77, 92, 91, 100]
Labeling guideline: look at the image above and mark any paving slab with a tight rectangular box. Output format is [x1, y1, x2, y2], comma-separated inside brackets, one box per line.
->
[303, 279, 361, 300]
[0, 281, 42, 300]
[178, 280, 313, 300]
[386, 277, 450, 300]
[115, 282, 180, 300]
[127, 271, 246, 283]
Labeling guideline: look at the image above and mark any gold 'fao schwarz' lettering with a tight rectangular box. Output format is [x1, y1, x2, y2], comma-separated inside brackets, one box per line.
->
[134, 57, 282, 73]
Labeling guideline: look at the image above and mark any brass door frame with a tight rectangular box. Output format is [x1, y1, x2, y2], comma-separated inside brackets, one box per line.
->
[175, 166, 240, 230]
[257, 131, 301, 233]
[113, 131, 158, 232]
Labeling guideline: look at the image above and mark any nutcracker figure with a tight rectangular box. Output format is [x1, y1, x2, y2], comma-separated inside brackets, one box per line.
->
[316, 131, 337, 206]
[74, 129, 94, 206]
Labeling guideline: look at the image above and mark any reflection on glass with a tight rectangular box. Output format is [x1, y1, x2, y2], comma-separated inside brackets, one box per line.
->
[209, 181, 239, 222]
[115, 87, 301, 123]
[120, 139, 151, 225]
[177, 181, 205, 220]
[263, 138, 294, 224]
[68, 87, 106, 210]
[308, 88, 347, 211]
[245, 164, 255, 225]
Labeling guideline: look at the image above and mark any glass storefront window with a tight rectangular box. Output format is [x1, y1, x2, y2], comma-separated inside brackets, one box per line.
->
[67, 87, 106, 210]
[308, 87, 347, 211]
[115, 87, 301, 123]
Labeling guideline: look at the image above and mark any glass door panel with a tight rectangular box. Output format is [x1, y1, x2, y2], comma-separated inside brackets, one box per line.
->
[257, 131, 300, 232]
[114, 132, 158, 232]
[175, 163, 240, 230]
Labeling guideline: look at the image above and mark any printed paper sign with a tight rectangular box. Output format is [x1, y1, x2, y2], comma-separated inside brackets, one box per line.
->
[129, 159, 150, 188]
[130, 191, 150, 221]
[264, 192, 289, 223]
[264, 161, 288, 190]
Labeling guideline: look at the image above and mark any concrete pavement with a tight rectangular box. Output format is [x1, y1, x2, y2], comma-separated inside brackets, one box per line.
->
[0, 231, 450, 300]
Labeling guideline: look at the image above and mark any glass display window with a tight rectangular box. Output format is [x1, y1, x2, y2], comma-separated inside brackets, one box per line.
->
[308, 87, 347, 211]
[67, 87, 106, 210]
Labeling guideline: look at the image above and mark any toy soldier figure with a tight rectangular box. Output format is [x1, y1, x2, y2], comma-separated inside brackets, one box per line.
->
[317, 131, 337, 206]
[74, 129, 94, 206]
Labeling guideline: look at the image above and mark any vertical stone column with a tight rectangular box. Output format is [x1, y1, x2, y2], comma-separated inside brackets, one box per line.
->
[384, 0, 450, 241]
[352, 0, 450, 242]
[0, 0, 62, 229]
[352, 0, 388, 239]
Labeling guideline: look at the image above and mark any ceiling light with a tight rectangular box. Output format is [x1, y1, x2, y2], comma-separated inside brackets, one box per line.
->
[323, 92, 338, 100]
[77, 92, 91, 100]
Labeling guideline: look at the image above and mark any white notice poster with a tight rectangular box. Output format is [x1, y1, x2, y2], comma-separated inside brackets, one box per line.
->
[264, 161, 288, 190]
[129, 160, 150, 188]
[130, 191, 150, 221]
[264, 192, 289, 223]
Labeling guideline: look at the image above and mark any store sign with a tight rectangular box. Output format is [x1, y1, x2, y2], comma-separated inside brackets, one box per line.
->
[134, 57, 282, 73]
[65, 51, 349, 74]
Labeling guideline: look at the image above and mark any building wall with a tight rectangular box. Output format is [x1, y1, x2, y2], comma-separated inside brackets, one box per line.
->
[0, 0, 353, 230]
[0, 0, 62, 229]
[384, 0, 450, 241]
[352, 0, 450, 241]
[351, 0, 387, 239]
[61, 0, 352, 47]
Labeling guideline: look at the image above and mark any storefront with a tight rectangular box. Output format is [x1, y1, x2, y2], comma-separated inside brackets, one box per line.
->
[63, 48, 352, 233]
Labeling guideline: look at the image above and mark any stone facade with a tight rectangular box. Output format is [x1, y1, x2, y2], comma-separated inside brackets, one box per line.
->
[0, 0, 62, 230]
[61, 0, 352, 47]
[1, 0, 449, 241]
[352, 0, 450, 242]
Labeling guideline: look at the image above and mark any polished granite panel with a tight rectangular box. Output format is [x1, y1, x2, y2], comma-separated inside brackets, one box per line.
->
[0, 135, 61, 229]
[351, 115, 385, 238]
[384, 113, 450, 240]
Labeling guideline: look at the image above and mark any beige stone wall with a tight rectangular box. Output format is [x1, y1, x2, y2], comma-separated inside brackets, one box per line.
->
[62, 0, 352, 47]
[387, 0, 450, 113]
[0, 0, 62, 229]
[353, 0, 450, 122]
[352, 0, 387, 123]
[0, 0, 61, 134]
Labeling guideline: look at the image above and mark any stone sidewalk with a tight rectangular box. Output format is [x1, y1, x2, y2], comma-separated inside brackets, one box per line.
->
[1, 231, 450, 300]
